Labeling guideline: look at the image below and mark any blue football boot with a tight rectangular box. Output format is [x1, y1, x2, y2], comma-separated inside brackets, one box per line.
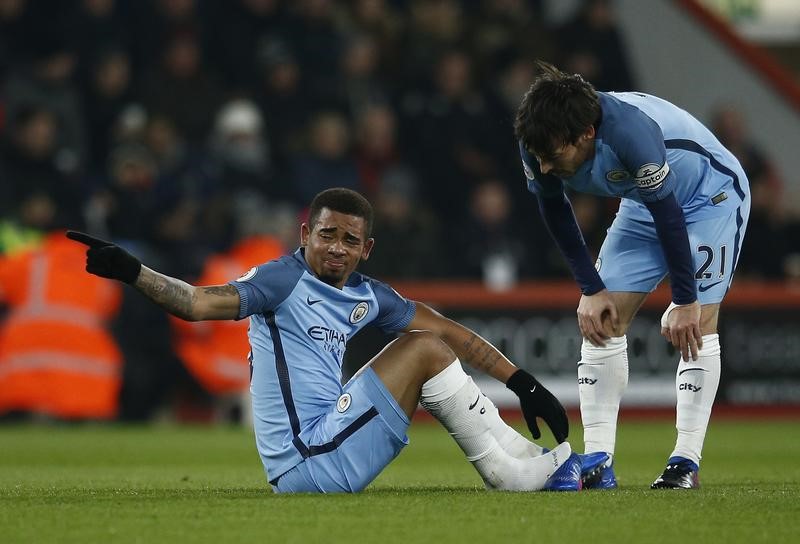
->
[650, 456, 700, 489]
[543, 452, 583, 491]
[581, 452, 617, 489]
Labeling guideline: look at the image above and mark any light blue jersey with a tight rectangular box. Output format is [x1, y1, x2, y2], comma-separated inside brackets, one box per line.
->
[519, 91, 750, 302]
[521, 92, 749, 223]
[229, 248, 415, 483]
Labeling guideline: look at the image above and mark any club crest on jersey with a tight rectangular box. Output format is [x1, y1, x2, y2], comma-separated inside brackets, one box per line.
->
[522, 160, 535, 181]
[349, 302, 369, 324]
[634, 163, 669, 190]
[236, 266, 258, 281]
[336, 393, 352, 413]
[605, 169, 629, 182]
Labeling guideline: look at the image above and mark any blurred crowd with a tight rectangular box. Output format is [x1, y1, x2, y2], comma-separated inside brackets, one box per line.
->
[0, 0, 644, 282]
[0, 0, 797, 421]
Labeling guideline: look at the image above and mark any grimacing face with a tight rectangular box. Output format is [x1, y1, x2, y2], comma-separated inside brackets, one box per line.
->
[301, 207, 374, 288]
[535, 125, 596, 178]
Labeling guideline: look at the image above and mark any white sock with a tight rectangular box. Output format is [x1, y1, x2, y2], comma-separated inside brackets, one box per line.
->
[671, 334, 721, 465]
[420, 360, 567, 490]
[578, 336, 628, 457]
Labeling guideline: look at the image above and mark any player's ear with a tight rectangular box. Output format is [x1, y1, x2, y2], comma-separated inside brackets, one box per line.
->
[361, 238, 375, 261]
[583, 125, 596, 140]
[300, 223, 310, 247]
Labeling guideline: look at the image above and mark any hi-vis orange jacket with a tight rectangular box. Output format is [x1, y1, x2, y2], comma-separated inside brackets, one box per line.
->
[171, 236, 285, 395]
[0, 231, 123, 419]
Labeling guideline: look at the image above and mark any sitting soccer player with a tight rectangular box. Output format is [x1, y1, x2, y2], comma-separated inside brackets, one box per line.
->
[68, 188, 598, 493]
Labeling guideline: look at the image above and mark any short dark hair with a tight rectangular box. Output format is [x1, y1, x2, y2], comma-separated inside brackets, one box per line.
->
[308, 188, 374, 238]
[514, 60, 601, 160]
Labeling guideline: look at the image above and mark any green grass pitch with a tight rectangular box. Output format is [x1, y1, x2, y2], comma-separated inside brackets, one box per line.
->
[1, 418, 798, 543]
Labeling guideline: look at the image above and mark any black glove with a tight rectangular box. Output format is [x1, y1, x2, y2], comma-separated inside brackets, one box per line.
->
[506, 368, 569, 443]
[66, 231, 142, 284]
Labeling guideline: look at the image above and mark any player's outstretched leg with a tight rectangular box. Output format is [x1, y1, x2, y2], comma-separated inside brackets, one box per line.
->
[420, 359, 571, 491]
[577, 336, 628, 489]
[651, 333, 721, 489]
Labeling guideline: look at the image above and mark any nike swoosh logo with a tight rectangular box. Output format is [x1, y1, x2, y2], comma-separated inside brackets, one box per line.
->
[698, 280, 723, 292]
[306, 296, 323, 306]
[678, 367, 710, 376]
[577, 362, 605, 368]
[468, 395, 481, 410]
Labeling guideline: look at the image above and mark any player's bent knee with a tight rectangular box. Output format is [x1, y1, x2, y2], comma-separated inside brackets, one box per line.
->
[401, 330, 455, 361]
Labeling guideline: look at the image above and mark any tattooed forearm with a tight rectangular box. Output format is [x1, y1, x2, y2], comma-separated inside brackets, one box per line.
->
[462, 333, 502, 373]
[135, 267, 197, 320]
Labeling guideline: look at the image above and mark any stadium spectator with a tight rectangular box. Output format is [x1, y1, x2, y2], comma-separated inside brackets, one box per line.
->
[338, 0, 404, 85]
[0, 0, 31, 83]
[0, 104, 84, 228]
[70, 0, 133, 87]
[400, 48, 502, 217]
[66, 187, 603, 493]
[515, 61, 750, 489]
[253, 37, 309, 177]
[143, 113, 218, 276]
[205, 0, 287, 90]
[131, 0, 207, 74]
[398, 0, 466, 88]
[335, 33, 391, 118]
[451, 178, 529, 288]
[90, 142, 163, 244]
[282, 0, 344, 107]
[81, 47, 136, 171]
[207, 97, 280, 238]
[468, 0, 553, 79]
[290, 111, 360, 206]
[555, 0, 636, 91]
[358, 167, 446, 279]
[140, 31, 223, 146]
[3, 32, 87, 174]
[0, 226, 123, 420]
[352, 103, 404, 199]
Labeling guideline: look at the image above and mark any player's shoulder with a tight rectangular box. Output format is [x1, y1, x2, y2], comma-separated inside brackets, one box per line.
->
[598, 92, 648, 131]
[232, 249, 304, 287]
[598, 92, 665, 148]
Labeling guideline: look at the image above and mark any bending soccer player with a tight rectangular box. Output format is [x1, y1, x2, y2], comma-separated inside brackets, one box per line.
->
[514, 62, 750, 489]
[68, 188, 598, 493]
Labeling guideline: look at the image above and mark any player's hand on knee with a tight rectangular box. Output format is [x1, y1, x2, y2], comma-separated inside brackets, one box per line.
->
[506, 369, 569, 443]
[577, 290, 618, 347]
[66, 231, 142, 284]
[663, 301, 702, 361]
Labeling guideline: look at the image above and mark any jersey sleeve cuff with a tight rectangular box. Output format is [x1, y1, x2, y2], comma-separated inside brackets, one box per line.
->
[229, 281, 250, 320]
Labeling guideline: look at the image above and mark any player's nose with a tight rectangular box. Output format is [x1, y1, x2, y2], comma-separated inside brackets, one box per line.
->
[328, 241, 346, 255]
